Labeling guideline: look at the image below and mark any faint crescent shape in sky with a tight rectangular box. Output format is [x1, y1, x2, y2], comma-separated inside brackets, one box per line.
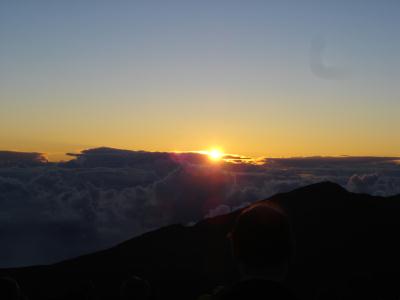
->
[309, 36, 348, 80]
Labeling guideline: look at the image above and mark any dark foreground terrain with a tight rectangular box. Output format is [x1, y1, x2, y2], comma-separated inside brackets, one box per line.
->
[2, 182, 400, 299]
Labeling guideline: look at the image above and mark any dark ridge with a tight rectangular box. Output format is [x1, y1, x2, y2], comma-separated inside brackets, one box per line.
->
[1, 183, 400, 300]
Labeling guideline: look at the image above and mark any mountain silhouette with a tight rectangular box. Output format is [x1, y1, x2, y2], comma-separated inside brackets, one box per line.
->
[2, 182, 400, 300]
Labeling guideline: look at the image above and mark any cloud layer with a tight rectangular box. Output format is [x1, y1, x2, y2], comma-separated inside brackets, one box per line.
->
[0, 148, 399, 267]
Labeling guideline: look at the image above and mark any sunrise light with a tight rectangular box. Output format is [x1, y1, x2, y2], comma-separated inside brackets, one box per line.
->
[207, 149, 224, 162]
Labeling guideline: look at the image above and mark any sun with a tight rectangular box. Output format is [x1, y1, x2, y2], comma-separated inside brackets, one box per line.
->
[208, 149, 223, 162]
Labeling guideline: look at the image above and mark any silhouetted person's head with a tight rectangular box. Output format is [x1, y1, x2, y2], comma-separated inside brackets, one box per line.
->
[0, 277, 22, 300]
[120, 276, 151, 300]
[229, 204, 292, 280]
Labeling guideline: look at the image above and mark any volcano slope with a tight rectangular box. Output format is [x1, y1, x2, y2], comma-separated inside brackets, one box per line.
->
[2, 182, 400, 300]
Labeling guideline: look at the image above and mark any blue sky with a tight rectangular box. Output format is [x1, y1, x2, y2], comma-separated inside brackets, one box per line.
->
[1, 0, 399, 159]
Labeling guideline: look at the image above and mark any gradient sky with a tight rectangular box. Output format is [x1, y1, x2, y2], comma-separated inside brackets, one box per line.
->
[1, 0, 399, 160]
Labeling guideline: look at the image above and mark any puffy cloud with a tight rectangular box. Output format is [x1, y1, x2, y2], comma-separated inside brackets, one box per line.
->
[205, 205, 231, 218]
[347, 173, 400, 196]
[0, 148, 399, 267]
[347, 173, 380, 194]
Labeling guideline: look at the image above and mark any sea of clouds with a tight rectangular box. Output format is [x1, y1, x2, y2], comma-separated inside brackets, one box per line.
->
[0, 148, 399, 267]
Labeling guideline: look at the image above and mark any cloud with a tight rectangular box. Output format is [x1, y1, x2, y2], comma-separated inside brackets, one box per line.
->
[347, 173, 400, 196]
[0, 151, 47, 167]
[0, 148, 399, 267]
[205, 205, 231, 218]
[347, 173, 379, 194]
[265, 156, 399, 168]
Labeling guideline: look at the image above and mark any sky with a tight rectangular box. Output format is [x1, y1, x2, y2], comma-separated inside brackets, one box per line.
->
[1, 0, 399, 160]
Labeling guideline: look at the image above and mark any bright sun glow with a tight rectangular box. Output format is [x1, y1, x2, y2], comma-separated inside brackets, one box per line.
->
[208, 149, 223, 161]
